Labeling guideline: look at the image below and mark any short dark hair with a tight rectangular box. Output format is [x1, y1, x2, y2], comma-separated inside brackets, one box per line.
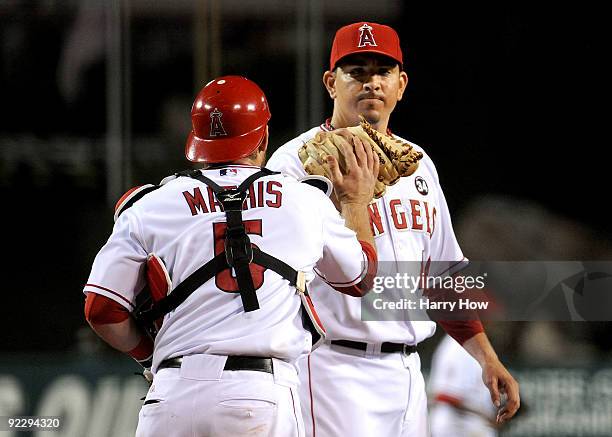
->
[333, 53, 402, 72]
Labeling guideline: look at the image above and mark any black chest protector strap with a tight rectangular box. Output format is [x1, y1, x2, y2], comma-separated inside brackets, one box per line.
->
[186, 168, 276, 313]
[136, 168, 306, 324]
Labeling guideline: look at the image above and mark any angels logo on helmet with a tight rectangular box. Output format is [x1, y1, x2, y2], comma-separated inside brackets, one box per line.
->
[209, 108, 227, 137]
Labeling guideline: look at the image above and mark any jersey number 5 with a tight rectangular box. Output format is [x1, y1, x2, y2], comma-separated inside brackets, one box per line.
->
[213, 220, 266, 293]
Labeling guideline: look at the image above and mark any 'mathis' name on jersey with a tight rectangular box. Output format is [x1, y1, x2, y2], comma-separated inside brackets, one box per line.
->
[369, 198, 436, 237]
[182, 181, 283, 215]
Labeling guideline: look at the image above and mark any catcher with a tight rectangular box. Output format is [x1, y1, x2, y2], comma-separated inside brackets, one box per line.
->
[82, 76, 379, 437]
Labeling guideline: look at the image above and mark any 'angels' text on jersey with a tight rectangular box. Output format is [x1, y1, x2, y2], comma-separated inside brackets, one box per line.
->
[369, 198, 436, 237]
[266, 124, 466, 346]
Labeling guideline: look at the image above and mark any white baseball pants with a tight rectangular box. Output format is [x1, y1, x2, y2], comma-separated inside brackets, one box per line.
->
[298, 342, 428, 437]
[136, 354, 304, 437]
[430, 404, 497, 437]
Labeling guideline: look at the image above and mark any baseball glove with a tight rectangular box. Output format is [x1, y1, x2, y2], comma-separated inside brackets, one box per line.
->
[298, 116, 423, 198]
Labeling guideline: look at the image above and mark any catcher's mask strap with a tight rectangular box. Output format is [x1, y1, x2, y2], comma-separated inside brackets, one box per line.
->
[299, 175, 333, 197]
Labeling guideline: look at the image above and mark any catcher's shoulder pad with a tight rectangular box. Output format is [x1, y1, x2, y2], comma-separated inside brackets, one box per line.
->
[113, 173, 180, 222]
[114, 184, 159, 222]
[298, 175, 333, 197]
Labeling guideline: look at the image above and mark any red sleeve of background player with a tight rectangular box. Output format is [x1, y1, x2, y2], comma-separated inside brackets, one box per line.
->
[438, 320, 484, 345]
[422, 277, 485, 344]
[331, 241, 377, 297]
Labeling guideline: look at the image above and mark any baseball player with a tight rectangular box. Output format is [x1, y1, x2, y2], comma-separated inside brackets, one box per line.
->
[267, 22, 520, 436]
[429, 334, 499, 437]
[83, 76, 380, 437]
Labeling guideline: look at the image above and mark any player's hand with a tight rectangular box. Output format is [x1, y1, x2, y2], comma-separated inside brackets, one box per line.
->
[324, 128, 379, 205]
[481, 358, 520, 424]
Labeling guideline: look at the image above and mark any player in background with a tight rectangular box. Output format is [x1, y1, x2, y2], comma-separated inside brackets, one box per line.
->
[82, 75, 379, 437]
[267, 22, 519, 436]
[429, 334, 499, 437]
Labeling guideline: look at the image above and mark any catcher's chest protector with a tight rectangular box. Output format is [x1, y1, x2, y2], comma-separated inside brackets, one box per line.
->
[116, 168, 326, 349]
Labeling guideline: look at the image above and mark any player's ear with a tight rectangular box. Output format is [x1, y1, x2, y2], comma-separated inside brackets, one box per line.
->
[323, 70, 337, 99]
[397, 70, 408, 101]
[259, 125, 269, 154]
[254, 126, 269, 166]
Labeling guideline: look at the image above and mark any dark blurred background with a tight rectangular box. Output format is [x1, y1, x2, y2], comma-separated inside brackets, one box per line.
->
[1, 1, 610, 435]
[2, 0, 608, 352]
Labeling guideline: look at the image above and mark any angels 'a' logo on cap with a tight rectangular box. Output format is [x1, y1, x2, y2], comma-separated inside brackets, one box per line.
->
[358, 23, 377, 48]
[210, 108, 228, 137]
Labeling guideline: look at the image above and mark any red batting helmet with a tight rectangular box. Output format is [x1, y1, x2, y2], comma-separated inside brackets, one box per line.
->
[185, 76, 271, 163]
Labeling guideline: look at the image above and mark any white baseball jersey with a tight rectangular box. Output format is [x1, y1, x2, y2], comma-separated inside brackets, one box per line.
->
[84, 165, 370, 371]
[267, 125, 466, 345]
[429, 335, 497, 436]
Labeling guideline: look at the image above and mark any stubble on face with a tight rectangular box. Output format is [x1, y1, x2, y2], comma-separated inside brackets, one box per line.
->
[330, 55, 406, 132]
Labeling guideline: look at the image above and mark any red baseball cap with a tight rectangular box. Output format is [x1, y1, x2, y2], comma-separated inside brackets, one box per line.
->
[329, 22, 403, 71]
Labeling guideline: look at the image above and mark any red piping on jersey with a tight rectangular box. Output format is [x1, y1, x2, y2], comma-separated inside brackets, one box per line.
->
[304, 294, 326, 334]
[326, 240, 378, 297]
[115, 186, 143, 213]
[320, 121, 332, 132]
[314, 258, 366, 286]
[434, 393, 463, 408]
[308, 354, 317, 437]
[313, 240, 374, 285]
[314, 264, 364, 286]
[435, 392, 497, 426]
[85, 284, 134, 308]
